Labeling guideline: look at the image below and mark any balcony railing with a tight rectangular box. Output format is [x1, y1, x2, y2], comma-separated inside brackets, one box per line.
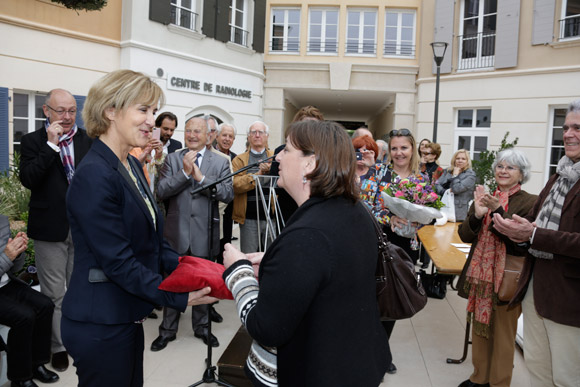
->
[230, 26, 249, 47]
[383, 42, 416, 57]
[170, 6, 199, 32]
[306, 39, 338, 53]
[269, 38, 300, 52]
[345, 40, 377, 55]
[457, 31, 496, 70]
[559, 15, 580, 40]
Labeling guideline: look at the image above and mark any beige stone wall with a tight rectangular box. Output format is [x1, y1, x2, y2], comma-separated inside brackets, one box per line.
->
[0, 0, 122, 43]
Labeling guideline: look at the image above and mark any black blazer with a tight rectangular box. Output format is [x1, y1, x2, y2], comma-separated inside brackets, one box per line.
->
[19, 126, 92, 242]
[62, 139, 187, 324]
[167, 138, 183, 154]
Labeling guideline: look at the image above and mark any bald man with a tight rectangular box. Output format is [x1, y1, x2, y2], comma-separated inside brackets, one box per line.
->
[19, 88, 93, 372]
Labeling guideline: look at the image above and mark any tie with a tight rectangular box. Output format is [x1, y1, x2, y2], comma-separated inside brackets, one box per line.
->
[195, 153, 201, 167]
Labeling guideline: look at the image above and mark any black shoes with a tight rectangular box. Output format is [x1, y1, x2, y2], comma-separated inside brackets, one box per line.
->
[194, 331, 219, 347]
[32, 365, 59, 383]
[458, 380, 490, 387]
[11, 380, 38, 387]
[50, 351, 69, 372]
[386, 363, 397, 374]
[210, 307, 223, 323]
[150, 335, 176, 352]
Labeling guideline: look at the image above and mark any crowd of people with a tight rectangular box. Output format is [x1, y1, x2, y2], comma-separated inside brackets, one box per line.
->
[0, 68, 578, 387]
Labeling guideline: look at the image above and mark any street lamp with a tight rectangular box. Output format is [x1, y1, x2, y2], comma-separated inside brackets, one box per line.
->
[430, 41, 448, 143]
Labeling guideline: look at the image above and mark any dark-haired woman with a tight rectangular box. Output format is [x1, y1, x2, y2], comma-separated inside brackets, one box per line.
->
[223, 120, 389, 386]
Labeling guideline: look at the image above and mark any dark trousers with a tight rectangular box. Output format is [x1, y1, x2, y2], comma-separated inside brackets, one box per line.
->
[218, 202, 234, 265]
[0, 280, 54, 382]
[62, 316, 144, 387]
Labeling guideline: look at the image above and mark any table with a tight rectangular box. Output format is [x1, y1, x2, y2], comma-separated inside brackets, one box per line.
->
[417, 222, 467, 275]
[417, 222, 472, 364]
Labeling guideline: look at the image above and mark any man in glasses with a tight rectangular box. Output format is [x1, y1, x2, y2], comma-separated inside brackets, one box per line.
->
[19, 88, 93, 373]
[232, 121, 274, 253]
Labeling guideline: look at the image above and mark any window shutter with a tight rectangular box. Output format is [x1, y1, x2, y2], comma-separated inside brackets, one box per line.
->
[74, 95, 86, 130]
[532, 0, 555, 45]
[495, 0, 521, 69]
[433, 0, 454, 74]
[215, 0, 230, 43]
[203, 0, 217, 38]
[252, 0, 266, 53]
[0, 88, 8, 172]
[149, 0, 171, 25]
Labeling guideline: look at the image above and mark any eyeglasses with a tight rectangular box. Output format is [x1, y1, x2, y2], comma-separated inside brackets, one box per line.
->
[389, 129, 412, 137]
[495, 164, 519, 172]
[46, 105, 77, 116]
[249, 130, 267, 137]
[421, 152, 433, 156]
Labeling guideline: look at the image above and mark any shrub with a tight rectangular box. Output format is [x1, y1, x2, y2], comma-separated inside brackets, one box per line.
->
[472, 132, 519, 192]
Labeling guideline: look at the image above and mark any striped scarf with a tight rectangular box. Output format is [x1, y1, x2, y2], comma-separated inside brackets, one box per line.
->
[46, 119, 77, 184]
[529, 156, 580, 259]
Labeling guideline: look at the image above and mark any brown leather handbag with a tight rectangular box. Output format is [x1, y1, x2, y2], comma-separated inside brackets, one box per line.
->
[366, 208, 428, 320]
[497, 254, 525, 302]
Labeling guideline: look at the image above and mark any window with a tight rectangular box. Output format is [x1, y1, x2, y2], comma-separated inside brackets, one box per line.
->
[13, 92, 46, 154]
[384, 9, 416, 57]
[171, 0, 198, 31]
[230, 0, 248, 46]
[270, 8, 300, 52]
[455, 108, 491, 161]
[346, 9, 377, 55]
[308, 8, 339, 54]
[458, 0, 497, 70]
[559, 0, 580, 40]
[547, 108, 568, 177]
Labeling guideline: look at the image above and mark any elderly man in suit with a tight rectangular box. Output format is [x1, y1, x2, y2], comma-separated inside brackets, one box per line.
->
[19, 88, 92, 372]
[151, 116, 233, 351]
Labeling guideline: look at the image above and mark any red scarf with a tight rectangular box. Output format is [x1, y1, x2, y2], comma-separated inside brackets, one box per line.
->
[465, 184, 521, 337]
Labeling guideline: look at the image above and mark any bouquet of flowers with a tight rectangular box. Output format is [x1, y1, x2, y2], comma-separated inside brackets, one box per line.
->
[381, 177, 444, 238]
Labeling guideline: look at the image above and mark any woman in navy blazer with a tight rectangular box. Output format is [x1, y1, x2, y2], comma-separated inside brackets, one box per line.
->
[61, 70, 217, 386]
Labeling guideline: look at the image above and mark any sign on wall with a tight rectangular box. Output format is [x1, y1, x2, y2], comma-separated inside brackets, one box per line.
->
[167, 73, 253, 102]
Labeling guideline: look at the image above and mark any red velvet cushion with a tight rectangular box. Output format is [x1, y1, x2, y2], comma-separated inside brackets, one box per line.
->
[158, 256, 233, 300]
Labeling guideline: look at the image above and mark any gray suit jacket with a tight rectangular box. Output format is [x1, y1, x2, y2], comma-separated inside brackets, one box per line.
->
[157, 149, 233, 257]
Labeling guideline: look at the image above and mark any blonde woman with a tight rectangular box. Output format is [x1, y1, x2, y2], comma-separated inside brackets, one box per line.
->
[436, 149, 477, 222]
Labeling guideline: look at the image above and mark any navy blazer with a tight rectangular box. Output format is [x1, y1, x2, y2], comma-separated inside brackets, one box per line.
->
[19, 126, 93, 241]
[167, 138, 183, 154]
[62, 139, 187, 324]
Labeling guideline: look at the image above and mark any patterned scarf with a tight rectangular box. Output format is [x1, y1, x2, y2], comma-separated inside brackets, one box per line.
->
[529, 156, 580, 259]
[464, 184, 521, 338]
[46, 119, 78, 184]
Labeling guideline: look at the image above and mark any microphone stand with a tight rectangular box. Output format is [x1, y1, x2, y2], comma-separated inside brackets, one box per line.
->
[188, 155, 274, 387]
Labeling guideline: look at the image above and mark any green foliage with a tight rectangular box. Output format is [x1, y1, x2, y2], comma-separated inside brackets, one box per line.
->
[472, 132, 519, 192]
[0, 153, 30, 220]
[50, 0, 107, 11]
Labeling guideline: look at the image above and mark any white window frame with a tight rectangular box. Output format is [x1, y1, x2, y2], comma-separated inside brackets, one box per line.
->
[345, 8, 377, 56]
[454, 108, 491, 161]
[170, 0, 199, 32]
[545, 106, 569, 181]
[559, 0, 580, 40]
[458, 0, 497, 70]
[270, 7, 301, 53]
[307, 7, 339, 55]
[384, 9, 416, 58]
[12, 91, 47, 154]
[230, 0, 249, 46]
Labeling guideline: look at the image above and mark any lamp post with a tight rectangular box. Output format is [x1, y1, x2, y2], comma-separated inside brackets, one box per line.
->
[430, 42, 448, 143]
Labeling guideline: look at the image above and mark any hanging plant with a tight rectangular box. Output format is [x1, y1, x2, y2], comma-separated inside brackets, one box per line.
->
[50, 0, 108, 11]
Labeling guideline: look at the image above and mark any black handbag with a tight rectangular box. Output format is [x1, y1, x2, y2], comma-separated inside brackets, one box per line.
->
[367, 209, 428, 320]
[419, 270, 451, 299]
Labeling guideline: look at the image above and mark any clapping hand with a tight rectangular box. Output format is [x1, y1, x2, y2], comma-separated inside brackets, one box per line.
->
[4, 232, 28, 261]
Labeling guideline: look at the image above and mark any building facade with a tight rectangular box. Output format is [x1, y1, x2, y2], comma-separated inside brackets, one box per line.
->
[416, 0, 580, 193]
[262, 0, 422, 145]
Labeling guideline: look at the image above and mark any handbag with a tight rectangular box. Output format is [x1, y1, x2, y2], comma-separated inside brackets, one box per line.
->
[440, 189, 456, 223]
[497, 254, 525, 302]
[419, 270, 451, 299]
[366, 208, 428, 320]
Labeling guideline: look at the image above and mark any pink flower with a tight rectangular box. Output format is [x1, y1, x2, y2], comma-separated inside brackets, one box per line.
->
[395, 191, 404, 198]
[429, 192, 438, 200]
[416, 184, 423, 191]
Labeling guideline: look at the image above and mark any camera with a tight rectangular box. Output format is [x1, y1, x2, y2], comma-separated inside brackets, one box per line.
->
[355, 152, 363, 161]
